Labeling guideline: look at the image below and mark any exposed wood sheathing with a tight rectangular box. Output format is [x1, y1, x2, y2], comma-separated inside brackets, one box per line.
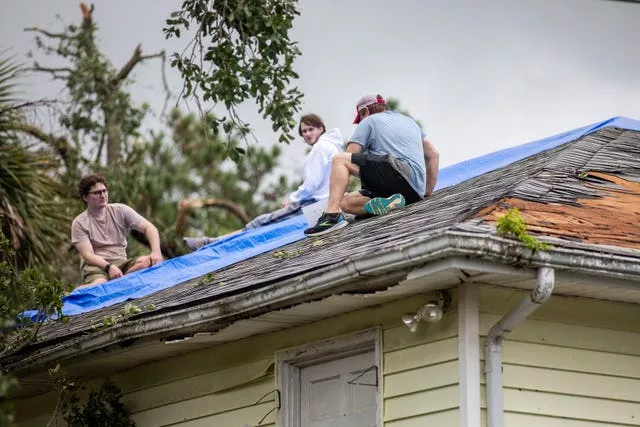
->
[477, 172, 640, 249]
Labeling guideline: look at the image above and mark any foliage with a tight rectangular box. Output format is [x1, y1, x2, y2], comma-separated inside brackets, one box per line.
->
[0, 53, 71, 427]
[104, 109, 294, 258]
[90, 303, 153, 332]
[27, 3, 164, 171]
[48, 366, 135, 427]
[0, 143, 71, 269]
[65, 379, 135, 427]
[0, 54, 71, 269]
[23, 7, 295, 267]
[0, 233, 70, 356]
[0, 373, 18, 426]
[0, 231, 70, 427]
[164, 0, 303, 144]
[196, 272, 215, 286]
[496, 208, 550, 252]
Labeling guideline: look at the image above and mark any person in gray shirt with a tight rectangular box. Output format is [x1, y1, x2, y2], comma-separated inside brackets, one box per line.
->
[71, 174, 163, 288]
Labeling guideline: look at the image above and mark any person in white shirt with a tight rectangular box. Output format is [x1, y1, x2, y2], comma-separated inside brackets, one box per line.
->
[184, 114, 344, 251]
[246, 113, 344, 227]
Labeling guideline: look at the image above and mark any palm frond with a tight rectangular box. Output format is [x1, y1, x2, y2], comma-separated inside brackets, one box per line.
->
[0, 52, 71, 268]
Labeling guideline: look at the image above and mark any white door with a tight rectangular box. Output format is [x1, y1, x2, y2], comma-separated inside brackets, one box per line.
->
[300, 351, 378, 427]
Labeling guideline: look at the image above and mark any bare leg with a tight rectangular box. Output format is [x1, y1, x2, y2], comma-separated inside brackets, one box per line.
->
[340, 192, 371, 215]
[327, 153, 360, 213]
[126, 256, 152, 274]
[76, 277, 107, 290]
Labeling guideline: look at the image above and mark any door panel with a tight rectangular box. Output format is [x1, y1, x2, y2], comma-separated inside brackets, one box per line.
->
[301, 351, 378, 427]
[309, 374, 342, 421]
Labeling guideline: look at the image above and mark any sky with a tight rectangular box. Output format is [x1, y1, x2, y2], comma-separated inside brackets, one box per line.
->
[1, 0, 640, 178]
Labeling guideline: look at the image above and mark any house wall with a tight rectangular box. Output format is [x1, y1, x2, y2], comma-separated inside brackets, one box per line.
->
[479, 285, 640, 427]
[15, 291, 460, 427]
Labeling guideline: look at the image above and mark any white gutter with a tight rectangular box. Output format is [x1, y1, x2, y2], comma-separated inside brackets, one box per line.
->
[484, 267, 555, 427]
[6, 231, 637, 374]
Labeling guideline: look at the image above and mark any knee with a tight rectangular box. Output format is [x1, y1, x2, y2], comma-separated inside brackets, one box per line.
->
[332, 153, 350, 167]
[133, 256, 151, 269]
[340, 197, 355, 214]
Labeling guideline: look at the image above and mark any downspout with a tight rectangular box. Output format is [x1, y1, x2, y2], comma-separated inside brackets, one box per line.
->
[485, 267, 555, 427]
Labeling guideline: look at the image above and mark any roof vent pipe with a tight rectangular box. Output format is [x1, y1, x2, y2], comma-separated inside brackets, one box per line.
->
[485, 267, 555, 427]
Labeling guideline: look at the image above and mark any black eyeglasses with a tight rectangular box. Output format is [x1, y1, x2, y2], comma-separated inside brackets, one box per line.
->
[88, 189, 108, 196]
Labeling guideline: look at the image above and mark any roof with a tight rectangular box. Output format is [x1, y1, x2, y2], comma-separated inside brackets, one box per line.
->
[40, 117, 640, 319]
[6, 121, 640, 383]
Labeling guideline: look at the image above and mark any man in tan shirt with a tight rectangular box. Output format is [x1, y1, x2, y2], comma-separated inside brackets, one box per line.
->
[71, 174, 163, 288]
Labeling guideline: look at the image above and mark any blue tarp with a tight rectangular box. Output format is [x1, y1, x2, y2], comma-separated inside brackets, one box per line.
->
[31, 116, 640, 319]
[40, 215, 308, 318]
[435, 116, 640, 191]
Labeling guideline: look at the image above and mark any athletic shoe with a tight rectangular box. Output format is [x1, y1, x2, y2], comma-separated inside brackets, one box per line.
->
[364, 193, 406, 215]
[304, 212, 349, 237]
[183, 236, 220, 252]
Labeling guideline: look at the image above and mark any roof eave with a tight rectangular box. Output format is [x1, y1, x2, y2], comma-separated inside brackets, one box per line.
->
[5, 230, 640, 374]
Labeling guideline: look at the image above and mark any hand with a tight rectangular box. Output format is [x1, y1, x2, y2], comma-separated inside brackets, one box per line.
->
[281, 200, 290, 208]
[149, 251, 163, 266]
[108, 264, 124, 279]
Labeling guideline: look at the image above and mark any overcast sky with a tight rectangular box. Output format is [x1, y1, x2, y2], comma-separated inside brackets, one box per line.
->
[2, 0, 640, 177]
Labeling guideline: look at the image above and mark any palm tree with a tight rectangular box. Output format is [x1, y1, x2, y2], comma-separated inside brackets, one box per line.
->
[0, 53, 70, 268]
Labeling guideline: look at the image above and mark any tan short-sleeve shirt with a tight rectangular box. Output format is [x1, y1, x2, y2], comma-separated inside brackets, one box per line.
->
[71, 203, 145, 261]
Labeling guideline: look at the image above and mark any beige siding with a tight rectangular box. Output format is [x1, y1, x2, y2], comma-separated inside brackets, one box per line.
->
[386, 409, 459, 427]
[479, 286, 640, 426]
[15, 292, 459, 427]
[481, 410, 636, 427]
[17, 283, 640, 427]
[381, 294, 460, 424]
[383, 337, 459, 424]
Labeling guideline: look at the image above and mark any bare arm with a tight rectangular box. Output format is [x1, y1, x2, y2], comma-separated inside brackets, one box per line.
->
[346, 142, 363, 154]
[422, 136, 439, 197]
[133, 218, 163, 265]
[74, 240, 123, 279]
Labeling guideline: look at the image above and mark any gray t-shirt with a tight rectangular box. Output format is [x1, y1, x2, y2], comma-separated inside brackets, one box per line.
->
[350, 111, 426, 196]
[71, 203, 144, 261]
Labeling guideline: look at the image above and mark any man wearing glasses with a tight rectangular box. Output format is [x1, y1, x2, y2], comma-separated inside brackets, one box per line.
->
[71, 174, 163, 288]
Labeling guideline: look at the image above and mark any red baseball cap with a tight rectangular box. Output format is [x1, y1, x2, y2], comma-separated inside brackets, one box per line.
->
[353, 93, 386, 124]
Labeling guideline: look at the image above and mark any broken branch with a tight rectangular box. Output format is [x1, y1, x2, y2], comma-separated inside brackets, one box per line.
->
[16, 122, 75, 167]
[112, 45, 165, 86]
[175, 198, 251, 236]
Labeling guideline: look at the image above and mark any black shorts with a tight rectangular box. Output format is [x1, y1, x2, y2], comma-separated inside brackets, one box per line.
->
[351, 153, 421, 204]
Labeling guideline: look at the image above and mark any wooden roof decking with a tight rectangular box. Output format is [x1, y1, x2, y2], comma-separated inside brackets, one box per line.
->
[22, 127, 640, 345]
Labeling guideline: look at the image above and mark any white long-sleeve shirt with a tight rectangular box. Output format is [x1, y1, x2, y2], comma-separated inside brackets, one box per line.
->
[288, 128, 344, 203]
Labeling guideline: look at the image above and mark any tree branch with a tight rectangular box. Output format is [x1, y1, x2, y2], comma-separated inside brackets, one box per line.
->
[112, 44, 141, 84]
[158, 50, 171, 116]
[112, 45, 165, 86]
[175, 198, 250, 236]
[30, 62, 72, 74]
[16, 122, 75, 167]
[129, 229, 174, 259]
[29, 62, 72, 80]
[80, 2, 93, 21]
[0, 99, 58, 115]
[23, 27, 69, 39]
[140, 51, 166, 61]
